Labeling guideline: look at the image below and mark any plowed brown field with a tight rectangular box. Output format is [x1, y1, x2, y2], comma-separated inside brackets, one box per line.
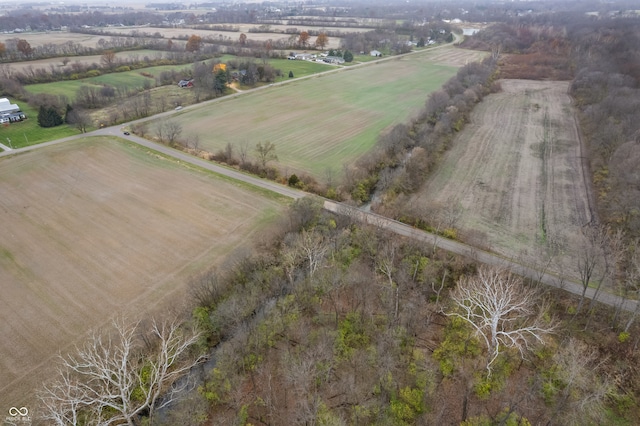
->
[0, 137, 284, 409]
[412, 79, 592, 277]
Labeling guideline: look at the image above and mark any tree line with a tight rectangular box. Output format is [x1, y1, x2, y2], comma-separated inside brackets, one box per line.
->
[337, 58, 498, 210]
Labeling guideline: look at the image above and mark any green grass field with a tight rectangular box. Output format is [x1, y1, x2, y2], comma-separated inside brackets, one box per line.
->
[23, 55, 334, 101]
[24, 63, 194, 101]
[156, 52, 457, 180]
[270, 59, 334, 81]
[0, 100, 79, 149]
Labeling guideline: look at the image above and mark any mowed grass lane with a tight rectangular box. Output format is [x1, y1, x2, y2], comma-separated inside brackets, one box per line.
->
[168, 53, 457, 179]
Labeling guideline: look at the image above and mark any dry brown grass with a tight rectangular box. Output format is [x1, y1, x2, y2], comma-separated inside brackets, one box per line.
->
[412, 79, 591, 279]
[0, 137, 285, 407]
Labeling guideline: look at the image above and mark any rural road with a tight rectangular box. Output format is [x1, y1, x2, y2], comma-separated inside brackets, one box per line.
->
[1, 38, 637, 314]
[4, 127, 637, 314]
[323, 202, 639, 313]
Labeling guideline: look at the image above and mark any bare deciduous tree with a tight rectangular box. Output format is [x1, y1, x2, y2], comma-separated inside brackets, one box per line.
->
[615, 239, 640, 331]
[224, 142, 234, 162]
[589, 227, 625, 312]
[238, 140, 250, 166]
[156, 95, 167, 113]
[164, 120, 183, 146]
[38, 318, 204, 425]
[575, 225, 606, 314]
[101, 50, 117, 69]
[255, 140, 278, 168]
[65, 108, 92, 133]
[575, 224, 615, 316]
[546, 338, 611, 426]
[375, 238, 399, 320]
[296, 229, 329, 278]
[154, 121, 166, 143]
[448, 266, 554, 373]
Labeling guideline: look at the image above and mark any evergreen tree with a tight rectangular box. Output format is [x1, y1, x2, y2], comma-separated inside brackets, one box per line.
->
[50, 107, 63, 127]
[213, 70, 228, 95]
[343, 50, 354, 63]
[37, 105, 48, 127]
[37, 105, 63, 128]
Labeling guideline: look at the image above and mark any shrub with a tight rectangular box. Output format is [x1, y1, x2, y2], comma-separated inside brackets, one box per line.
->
[618, 331, 630, 343]
[288, 174, 300, 187]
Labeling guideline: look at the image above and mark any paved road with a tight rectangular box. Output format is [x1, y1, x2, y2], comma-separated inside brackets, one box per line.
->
[323, 201, 639, 313]
[2, 39, 636, 313]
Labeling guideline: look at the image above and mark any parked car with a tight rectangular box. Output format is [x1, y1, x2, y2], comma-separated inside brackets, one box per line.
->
[175, 106, 183, 110]
[123, 131, 130, 135]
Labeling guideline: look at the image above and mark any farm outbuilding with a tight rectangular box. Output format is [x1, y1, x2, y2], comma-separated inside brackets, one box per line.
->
[0, 98, 20, 114]
[0, 112, 26, 123]
[291, 53, 313, 61]
[323, 56, 345, 64]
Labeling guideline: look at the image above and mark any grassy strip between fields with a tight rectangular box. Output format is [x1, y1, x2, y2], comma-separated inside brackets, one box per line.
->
[109, 136, 294, 204]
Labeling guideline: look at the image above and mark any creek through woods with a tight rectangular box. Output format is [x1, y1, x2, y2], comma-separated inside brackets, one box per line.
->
[154, 297, 278, 422]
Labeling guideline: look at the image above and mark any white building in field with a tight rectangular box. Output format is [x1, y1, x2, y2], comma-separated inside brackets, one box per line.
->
[0, 98, 19, 114]
[0, 98, 26, 123]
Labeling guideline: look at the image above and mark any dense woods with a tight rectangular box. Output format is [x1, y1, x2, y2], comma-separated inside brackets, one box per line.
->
[567, 18, 640, 237]
[152, 198, 639, 425]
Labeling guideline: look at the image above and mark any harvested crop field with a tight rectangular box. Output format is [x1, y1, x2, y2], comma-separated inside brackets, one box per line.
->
[160, 47, 480, 180]
[3, 49, 166, 74]
[105, 24, 358, 48]
[419, 46, 488, 67]
[410, 80, 592, 278]
[0, 137, 285, 408]
[1, 31, 128, 49]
